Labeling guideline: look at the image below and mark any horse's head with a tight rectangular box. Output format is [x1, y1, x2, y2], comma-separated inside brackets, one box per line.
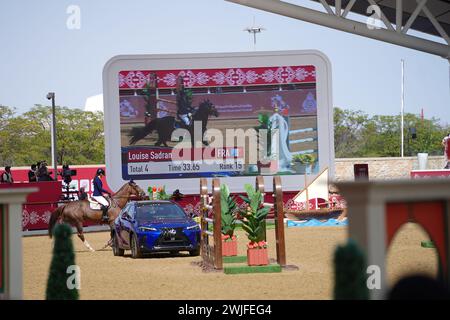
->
[128, 180, 146, 199]
[199, 99, 219, 118]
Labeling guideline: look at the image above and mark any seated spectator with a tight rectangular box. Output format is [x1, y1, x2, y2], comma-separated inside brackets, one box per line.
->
[171, 189, 183, 201]
[28, 164, 37, 182]
[36, 161, 53, 181]
[1, 166, 14, 183]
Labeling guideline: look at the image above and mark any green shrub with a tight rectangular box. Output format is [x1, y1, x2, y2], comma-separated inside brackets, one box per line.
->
[292, 153, 316, 164]
[333, 239, 369, 300]
[46, 223, 79, 300]
[239, 184, 270, 244]
[220, 184, 238, 238]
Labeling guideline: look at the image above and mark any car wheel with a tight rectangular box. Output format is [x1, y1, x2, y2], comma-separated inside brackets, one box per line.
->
[189, 247, 200, 256]
[112, 233, 124, 256]
[130, 233, 142, 259]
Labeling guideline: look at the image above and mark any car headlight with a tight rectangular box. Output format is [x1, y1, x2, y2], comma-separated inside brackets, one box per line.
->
[186, 224, 200, 230]
[138, 226, 157, 232]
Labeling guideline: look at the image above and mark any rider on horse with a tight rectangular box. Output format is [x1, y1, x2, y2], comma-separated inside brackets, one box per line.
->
[92, 168, 111, 222]
[175, 76, 194, 128]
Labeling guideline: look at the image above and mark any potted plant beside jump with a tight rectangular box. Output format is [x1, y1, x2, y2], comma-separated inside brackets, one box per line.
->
[220, 184, 238, 256]
[291, 153, 316, 174]
[240, 184, 270, 266]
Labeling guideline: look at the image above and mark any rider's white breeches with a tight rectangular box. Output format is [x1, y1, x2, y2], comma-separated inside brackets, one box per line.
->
[92, 195, 108, 206]
[179, 114, 190, 126]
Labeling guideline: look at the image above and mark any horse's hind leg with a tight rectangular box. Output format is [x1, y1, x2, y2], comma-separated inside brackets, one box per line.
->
[76, 223, 95, 252]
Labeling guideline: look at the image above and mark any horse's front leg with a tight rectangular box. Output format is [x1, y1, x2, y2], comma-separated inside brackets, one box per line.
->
[201, 128, 209, 146]
[101, 225, 114, 249]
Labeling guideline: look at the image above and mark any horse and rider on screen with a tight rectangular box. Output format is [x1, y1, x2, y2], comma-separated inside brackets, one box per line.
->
[129, 75, 219, 147]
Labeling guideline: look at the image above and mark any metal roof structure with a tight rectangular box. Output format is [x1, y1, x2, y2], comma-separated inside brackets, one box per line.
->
[226, 0, 450, 60]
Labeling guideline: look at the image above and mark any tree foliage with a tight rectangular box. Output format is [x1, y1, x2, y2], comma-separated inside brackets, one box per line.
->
[0, 104, 104, 166]
[334, 107, 449, 158]
[1, 104, 448, 166]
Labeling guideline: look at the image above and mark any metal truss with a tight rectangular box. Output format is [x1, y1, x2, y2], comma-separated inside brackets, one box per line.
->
[226, 0, 450, 60]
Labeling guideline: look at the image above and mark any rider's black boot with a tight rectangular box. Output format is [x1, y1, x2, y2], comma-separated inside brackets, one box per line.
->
[101, 205, 109, 223]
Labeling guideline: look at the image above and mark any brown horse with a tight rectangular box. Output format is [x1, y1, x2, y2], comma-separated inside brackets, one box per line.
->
[48, 180, 146, 251]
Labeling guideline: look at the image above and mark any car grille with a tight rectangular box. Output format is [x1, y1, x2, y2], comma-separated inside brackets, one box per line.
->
[154, 227, 190, 247]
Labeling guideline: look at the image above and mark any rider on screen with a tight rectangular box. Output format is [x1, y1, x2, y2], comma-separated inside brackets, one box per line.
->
[175, 76, 194, 127]
[92, 168, 111, 222]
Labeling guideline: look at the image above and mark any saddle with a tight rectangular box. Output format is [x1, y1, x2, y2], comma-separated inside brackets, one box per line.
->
[87, 196, 111, 210]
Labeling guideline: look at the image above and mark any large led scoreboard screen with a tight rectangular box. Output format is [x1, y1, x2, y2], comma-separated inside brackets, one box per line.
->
[103, 51, 334, 193]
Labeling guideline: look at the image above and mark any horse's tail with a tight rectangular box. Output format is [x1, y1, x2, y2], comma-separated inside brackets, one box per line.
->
[129, 119, 158, 145]
[48, 205, 65, 238]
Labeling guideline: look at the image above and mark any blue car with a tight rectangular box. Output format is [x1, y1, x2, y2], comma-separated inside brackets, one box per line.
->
[112, 200, 201, 258]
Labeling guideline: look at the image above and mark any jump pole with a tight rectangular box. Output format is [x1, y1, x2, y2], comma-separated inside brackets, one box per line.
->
[199, 178, 222, 270]
[273, 175, 286, 267]
[212, 178, 222, 269]
[255, 176, 267, 241]
[255, 175, 287, 267]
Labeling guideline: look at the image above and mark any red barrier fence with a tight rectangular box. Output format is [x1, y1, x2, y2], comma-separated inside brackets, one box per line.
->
[0, 182, 61, 231]
[2, 164, 346, 232]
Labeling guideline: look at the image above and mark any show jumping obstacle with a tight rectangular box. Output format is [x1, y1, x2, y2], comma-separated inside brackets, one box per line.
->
[337, 179, 450, 300]
[199, 178, 222, 270]
[199, 176, 287, 271]
[0, 186, 38, 299]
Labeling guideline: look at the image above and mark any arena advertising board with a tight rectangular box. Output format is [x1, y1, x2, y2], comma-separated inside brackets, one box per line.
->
[103, 51, 334, 193]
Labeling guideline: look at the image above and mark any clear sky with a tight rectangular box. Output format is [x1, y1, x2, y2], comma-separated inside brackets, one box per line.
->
[0, 0, 448, 124]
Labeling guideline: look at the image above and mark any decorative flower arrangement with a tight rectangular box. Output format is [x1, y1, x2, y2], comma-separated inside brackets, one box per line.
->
[222, 234, 237, 242]
[247, 240, 268, 249]
[148, 186, 171, 200]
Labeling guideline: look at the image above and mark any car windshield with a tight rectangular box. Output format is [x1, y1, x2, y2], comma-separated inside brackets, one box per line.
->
[136, 203, 187, 221]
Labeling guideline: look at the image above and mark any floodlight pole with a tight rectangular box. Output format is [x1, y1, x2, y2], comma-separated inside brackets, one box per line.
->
[48, 92, 58, 181]
[401, 59, 405, 158]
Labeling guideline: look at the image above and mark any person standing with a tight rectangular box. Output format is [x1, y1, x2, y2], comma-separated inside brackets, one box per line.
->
[28, 164, 37, 182]
[37, 161, 52, 181]
[442, 133, 450, 169]
[92, 169, 111, 222]
[1, 166, 14, 183]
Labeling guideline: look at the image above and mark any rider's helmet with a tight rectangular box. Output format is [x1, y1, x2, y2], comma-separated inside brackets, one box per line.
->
[96, 168, 105, 176]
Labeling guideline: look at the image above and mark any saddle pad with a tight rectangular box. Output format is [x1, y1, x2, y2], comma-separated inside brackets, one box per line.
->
[87, 196, 102, 210]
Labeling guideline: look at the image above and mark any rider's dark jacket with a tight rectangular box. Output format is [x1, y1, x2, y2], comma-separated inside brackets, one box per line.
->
[93, 176, 108, 196]
[176, 89, 194, 115]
